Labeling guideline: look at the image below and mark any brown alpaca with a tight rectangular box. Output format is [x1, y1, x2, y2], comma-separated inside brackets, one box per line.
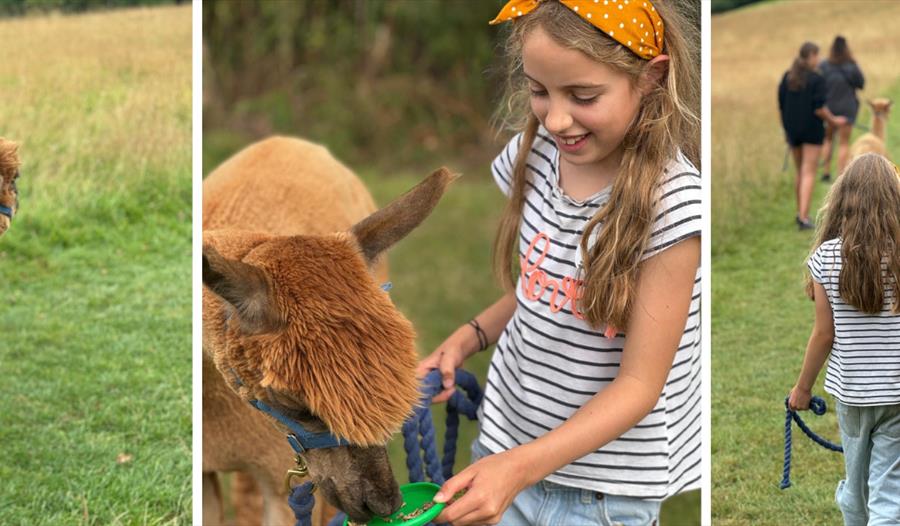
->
[202, 136, 455, 525]
[849, 98, 892, 159]
[0, 138, 21, 238]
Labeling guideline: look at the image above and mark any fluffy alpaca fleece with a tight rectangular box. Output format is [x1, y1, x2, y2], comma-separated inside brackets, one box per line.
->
[850, 98, 892, 159]
[0, 138, 21, 235]
[203, 136, 454, 448]
[202, 228, 420, 446]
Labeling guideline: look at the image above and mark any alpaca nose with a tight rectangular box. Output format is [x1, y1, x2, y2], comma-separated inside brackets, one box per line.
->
[364, 479, 402, 517]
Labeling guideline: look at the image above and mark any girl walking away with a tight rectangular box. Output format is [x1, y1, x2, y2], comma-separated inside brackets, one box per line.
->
[778, 42, 847, 230]
[417, 1, 701, 524]
[819, 36, 865, 182]
[789, 153, 900, 526]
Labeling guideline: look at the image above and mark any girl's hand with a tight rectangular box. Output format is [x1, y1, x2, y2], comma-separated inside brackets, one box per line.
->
[416, 327, 475, 403]
[433, 448, 533, 526]
[788, 385, 812, 411]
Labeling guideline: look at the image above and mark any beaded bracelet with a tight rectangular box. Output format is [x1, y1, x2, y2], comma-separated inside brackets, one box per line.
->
[468, 318, 489, 352]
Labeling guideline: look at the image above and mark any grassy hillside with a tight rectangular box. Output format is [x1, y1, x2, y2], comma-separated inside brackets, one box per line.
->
[0, 6, 192, 525]
[712, 1, 900, 524]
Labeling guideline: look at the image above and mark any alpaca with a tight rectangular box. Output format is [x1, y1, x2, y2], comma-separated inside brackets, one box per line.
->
[202, 136, 455, 526]
[849, 98, 892, 159]
[0, 138, 21, 238]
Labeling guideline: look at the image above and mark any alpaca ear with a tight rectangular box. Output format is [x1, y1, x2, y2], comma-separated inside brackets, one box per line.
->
[350, 167, 458, 263]
[202, 244, 281, 334]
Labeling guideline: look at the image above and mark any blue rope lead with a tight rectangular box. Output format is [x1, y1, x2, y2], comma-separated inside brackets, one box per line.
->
[780, 395, 843, 490]
[408, 369, 482, 485]
[324, 369, 482, 526]
[288, 483, 316, 526]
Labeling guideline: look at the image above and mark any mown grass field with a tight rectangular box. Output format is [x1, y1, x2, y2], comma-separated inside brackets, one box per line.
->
[202, 163, 699, 525]
[0, 6, 192, 525]
[712, 1, 900, 524]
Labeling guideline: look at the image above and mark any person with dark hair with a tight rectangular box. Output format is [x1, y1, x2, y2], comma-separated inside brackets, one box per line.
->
[819, 36, 865, 181]
[778, 42, 846, 230]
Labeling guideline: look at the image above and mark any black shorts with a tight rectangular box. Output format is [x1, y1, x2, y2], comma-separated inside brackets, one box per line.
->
[786, 127, 825, 147]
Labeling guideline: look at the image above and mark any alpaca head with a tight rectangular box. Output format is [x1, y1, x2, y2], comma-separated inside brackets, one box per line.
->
[203, 167, 456, 523]
[868, 98, 893, 119]
[0, 139, 21, 237]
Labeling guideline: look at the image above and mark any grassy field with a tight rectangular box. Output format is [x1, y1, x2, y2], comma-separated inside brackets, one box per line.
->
[0, 6, 192, 525]
[712, 1, 900, 524]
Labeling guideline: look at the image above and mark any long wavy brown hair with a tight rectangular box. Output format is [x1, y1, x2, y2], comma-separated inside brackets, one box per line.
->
[787, 42, 819, 91]
[491, 0, 700, 330]
[807, 153, 900, 314]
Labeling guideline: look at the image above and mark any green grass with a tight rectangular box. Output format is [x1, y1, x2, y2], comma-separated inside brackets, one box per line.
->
[711, 64, 900, 526]
[0, 6, 191, 525]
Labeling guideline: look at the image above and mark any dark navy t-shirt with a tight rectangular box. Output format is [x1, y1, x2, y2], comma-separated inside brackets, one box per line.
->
[778, 70, 826, 141]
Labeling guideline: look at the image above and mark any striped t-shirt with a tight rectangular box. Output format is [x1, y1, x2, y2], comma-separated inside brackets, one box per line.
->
[476, 128, 702, 500]
[808, 238, 900, 406]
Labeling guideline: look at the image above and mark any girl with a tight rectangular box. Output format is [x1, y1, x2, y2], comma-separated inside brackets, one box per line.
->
[417, 1, 701, 524]
[789, 153, 900, 526]
[819, 36, 865, 182]
[778, 42, 846, 231]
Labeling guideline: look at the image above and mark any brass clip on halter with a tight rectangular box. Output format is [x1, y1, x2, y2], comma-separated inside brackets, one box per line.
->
[284, 454, 314, 494]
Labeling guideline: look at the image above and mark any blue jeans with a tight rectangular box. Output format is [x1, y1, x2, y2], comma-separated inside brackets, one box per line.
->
[470, 440, 661, 526]
[834, 402, 900, 526]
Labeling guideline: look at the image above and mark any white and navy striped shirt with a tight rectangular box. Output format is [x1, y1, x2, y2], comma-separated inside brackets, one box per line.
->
[808, 238, 900, 406]
[476, 129, 702, 500]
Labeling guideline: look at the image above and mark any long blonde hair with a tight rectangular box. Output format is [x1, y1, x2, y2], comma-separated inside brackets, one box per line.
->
[492, 0, 700, 330]
[807, 153, 900, 314]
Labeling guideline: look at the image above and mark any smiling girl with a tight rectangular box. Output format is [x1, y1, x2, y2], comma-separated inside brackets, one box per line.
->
[416, 1, 701, 525]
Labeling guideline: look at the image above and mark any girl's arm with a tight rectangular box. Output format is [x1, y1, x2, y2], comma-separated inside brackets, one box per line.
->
[416, 289, 517, 402]
[788, 282, 835, 410]
[815, 106, 848, 127]
[434, 236, 700, 526]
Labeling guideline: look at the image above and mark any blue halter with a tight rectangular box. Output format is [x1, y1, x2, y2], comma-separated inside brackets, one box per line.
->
[250, 399, 350, 453]
[0, 204, 13, 219]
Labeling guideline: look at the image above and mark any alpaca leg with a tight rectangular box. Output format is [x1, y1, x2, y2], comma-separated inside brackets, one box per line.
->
[232, 471, 264, 526]
[252, 470, 295, 526]
[203, 472, 226, 526]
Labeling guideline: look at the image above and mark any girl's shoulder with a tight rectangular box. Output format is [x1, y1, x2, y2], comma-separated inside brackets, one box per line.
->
[642, 152, 702, 260]
[810, 238, 842, 266]
[815, 237, 842, 254]
[491, 127, 559, 196]
[658, 152, 701, 196]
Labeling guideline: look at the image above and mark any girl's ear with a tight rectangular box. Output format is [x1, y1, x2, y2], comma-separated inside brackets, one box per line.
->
[638, 55, 669, 95]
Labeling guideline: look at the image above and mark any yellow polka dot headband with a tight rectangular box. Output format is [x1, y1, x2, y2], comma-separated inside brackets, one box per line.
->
[490, 0, 665, 60]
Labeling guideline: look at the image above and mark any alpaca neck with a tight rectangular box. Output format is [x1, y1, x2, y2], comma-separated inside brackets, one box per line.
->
[872, 114, 887, 141]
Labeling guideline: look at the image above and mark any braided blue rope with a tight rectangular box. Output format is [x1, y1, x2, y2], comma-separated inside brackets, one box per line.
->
[404, 369, 482, 486]
[780, 395, 844, 490]
[288, 483, 316, 526]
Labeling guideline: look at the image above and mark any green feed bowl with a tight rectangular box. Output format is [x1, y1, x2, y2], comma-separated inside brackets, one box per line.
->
[342, 482, 445, 526]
